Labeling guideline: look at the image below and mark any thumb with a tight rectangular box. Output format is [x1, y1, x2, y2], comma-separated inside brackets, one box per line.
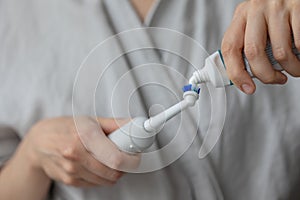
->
[97, 118, 130, 135]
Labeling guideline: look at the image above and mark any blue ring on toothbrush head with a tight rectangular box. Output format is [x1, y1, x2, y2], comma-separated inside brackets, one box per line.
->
[182, 84, 200, 94]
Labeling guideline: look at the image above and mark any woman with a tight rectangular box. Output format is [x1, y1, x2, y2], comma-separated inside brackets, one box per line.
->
[0, 0, 299, 199]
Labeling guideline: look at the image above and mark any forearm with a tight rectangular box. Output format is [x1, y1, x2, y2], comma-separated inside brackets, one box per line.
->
[0, 141, 51, 200]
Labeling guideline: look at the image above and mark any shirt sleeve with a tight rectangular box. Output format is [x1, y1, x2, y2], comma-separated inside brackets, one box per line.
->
[0, 125, 20, 168]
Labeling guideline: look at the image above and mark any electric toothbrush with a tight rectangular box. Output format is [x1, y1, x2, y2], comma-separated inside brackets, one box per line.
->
[108, 85, 200, 153]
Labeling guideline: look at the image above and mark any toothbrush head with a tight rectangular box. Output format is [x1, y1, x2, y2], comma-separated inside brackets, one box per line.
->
[182, 84, 200, 107]
[182, 84, 200, 94]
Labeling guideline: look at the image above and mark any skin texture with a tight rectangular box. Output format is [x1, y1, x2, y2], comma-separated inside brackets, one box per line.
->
[222, 0, 300, 94]
[130, 0, 155, 22]
[0, 117, 139, 200]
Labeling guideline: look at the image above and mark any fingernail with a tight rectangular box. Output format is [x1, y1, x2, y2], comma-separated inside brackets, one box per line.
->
[241, 84, 253, 94]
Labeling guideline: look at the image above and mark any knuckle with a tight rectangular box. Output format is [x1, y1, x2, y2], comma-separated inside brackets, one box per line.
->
[290, 0, 300, 8]
[260, 74, 277, 84]
[62, 176, 77, 186]
[62, 146, 78, 160]
[273, 47, 288, 62]
[251, 0, 262, 4]
[244, 43, 264, 60]
[268, 0, 284, 10]
[227, 68, 243, 85]
[62, 136, 81, 161]
[221, 42, 238, 58]
[63, 162, 77, 174]
[234, 2, 247, 15]
[28, 119, 49, 135]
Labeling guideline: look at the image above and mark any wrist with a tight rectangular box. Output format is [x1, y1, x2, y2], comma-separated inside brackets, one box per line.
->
[17, 135, 49, 180]
[0, 137, 52, 200]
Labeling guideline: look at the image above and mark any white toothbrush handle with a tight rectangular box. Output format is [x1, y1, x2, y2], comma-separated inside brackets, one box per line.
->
[108, 117, 155, 153]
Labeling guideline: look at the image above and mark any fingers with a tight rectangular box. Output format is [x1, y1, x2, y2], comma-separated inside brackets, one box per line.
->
[97, 117, 130, 135]
[62, 160, 117, 186]
[76, 118, 140, 171]
[290, 2, 300, 64]
[81, 154, 123, 182]
[57, 165, 100, 187]
[245, 7, 287, 85]
[61, 133, 124, 182]
[60, 148, 121, 186]
[42, 157, 99, 187]
[267, 1, 300, 77]
[37, 117, 137, 188]
[221, 2, 256, 94]
[71, 116, 140, 171]
[88, 135, 140, 171]
[222, 0, 300, 93]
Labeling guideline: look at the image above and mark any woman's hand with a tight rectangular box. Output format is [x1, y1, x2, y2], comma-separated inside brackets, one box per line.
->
[221, 0, 300, 94]
[24, 116, 139, 187]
